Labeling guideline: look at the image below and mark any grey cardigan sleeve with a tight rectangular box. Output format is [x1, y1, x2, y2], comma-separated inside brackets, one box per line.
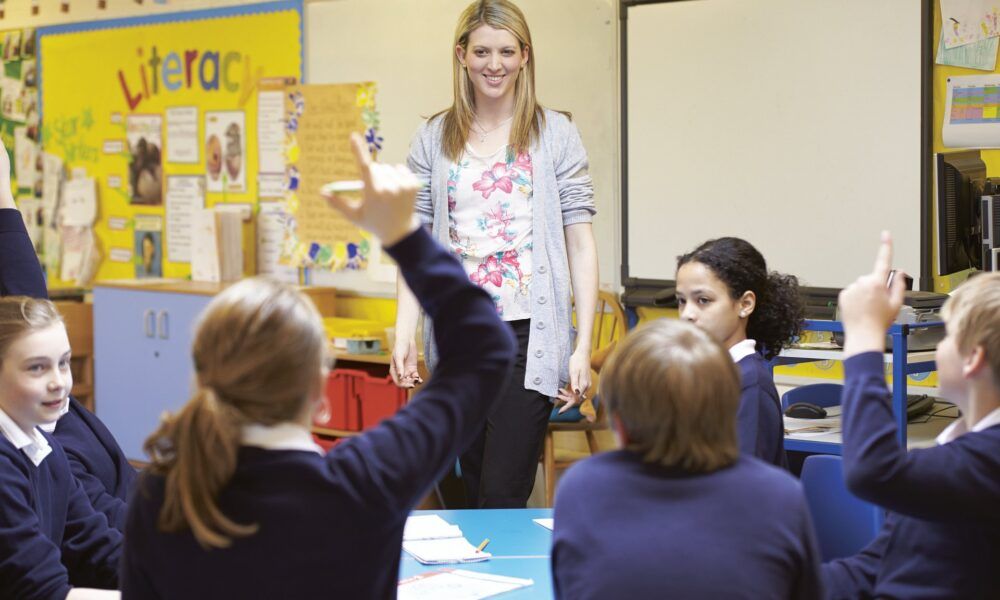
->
[549, 112, 596, 226]
[406, 120, 437, 226]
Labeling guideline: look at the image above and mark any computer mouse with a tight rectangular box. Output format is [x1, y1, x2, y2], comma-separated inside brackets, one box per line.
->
[784, 402, 828, 419]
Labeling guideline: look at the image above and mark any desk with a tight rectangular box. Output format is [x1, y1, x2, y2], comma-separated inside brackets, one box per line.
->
[400, 509, 554, 599]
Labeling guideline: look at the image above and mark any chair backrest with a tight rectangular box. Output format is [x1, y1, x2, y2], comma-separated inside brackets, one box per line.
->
[800, 455, 882, 561]
[781, 382, 843, 411]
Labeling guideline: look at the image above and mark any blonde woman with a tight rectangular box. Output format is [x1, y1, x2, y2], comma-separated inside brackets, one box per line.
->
[120, 135, 515, 598]
[396, 0, 598, 508]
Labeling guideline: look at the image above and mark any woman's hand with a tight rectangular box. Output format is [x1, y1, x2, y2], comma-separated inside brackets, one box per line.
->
[555, 348, 592, 414]
[390, 338, 422, 389]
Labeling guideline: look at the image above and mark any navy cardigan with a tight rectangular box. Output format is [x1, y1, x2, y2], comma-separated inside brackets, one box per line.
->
[0, 431, 122, 599]
[823, 352, 1000, 598]
[121, 227, 516, 599]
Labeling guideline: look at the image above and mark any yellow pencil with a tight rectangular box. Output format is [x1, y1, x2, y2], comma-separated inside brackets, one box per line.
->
[476, 538, 490, 552]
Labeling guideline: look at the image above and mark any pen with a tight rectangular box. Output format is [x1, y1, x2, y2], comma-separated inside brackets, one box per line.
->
[476, 538, 490, 552]
[320, 180, 365, 194]
[886, 269, 896, 289]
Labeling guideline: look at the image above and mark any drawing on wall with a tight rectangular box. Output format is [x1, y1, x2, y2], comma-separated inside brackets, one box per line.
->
[133, 215, 163, 278]
[126, 114, 164, 205]
[205, 111, 245, 193]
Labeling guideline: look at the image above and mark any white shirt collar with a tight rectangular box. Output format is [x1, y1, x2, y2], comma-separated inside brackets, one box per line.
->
[936, 406, 1000, 445]
[0, 406, 53, 466]
[728, 339, 758, 363]
[38, 400, 71, 433]
[242, 422, 324, 455]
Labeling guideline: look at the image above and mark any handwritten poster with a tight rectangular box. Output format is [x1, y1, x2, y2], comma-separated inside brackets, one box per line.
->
[281, 82, 381, 271]
[165, 175, 204, 263]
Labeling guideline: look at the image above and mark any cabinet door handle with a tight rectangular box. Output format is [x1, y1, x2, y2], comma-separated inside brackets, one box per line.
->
[143, 309, 155, 338]
[156, 310, 169, 340]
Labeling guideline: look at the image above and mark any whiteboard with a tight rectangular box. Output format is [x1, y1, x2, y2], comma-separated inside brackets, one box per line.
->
[624, 0, 926, 289]
[305, 0, 618, 293]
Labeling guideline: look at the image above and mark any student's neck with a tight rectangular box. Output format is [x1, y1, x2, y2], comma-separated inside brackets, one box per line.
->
[724, 331, 749, 351]
[964, 380, 1000, 430]
[473, 96, 515, 126]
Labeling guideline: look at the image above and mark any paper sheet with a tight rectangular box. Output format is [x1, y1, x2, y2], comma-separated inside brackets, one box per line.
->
[402, 538, 491, 565]
[942, 74, 1000, 147]
[256, 202, 298, 282]
[403, 515, 464, 541]
[61, 177, 97, 227]
[165, 175, 204, 263]
[398, 570, 534, 600]
[257, 89, 286, 175]
[166, 106, 199, 164]
[941, 0, 1000, 49]
[937, 31, 1000, 71]
[13, 126, 38, 190]
[532, 518, 554, 531]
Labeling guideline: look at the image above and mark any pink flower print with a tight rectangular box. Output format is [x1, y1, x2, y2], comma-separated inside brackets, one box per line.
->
[501, 250, 523, 280]
[513, 152, 532, 176]
[472, 163, 514, 199]
[483, 203, 515, 242]
[471, 255, 504, 288]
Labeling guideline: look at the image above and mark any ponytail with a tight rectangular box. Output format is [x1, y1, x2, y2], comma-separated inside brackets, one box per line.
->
[144, 386, 258, 549]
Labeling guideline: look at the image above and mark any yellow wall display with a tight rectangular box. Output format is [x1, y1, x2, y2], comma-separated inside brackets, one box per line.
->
[37, 1, 301, 284]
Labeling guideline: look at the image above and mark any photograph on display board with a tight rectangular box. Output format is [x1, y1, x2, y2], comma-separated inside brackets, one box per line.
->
[3, 30, 21, 61]
[134, 229, 163, 278]
[21, 29, 35, 58]
[205, 111, 245, 193]
[126, 114, 164, 205]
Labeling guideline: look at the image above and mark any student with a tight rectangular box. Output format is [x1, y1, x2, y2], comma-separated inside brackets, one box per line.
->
[0, 143, 136, 533]
[552, 319, 821, 599]
[823, 233, 1000, 598]
[675, 237, 802, 467]
[120, 134, 515, 599]
[0, 295, 122, 599]
[397, 0, 598, 508]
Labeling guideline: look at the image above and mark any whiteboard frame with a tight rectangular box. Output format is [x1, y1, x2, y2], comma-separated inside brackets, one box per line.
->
[619, 0, 933, 297]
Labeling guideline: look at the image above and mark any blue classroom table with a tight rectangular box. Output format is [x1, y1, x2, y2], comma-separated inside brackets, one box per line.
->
[400, 509, 554, 599]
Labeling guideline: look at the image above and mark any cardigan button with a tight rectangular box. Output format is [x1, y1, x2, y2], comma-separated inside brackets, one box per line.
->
[533, 376, 542, 385]
[538, 265, 547, 274]
[536, 321, 545, 330]
[535, 349, 544, 358]
[538, 296, 547, 304]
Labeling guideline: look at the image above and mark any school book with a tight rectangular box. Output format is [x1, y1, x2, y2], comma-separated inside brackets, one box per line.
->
[398, 569, 533, 599]
[402, 515, 490, 565]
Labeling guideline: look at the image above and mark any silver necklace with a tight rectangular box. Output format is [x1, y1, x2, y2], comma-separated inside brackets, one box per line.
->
[472, 115, 513, 143]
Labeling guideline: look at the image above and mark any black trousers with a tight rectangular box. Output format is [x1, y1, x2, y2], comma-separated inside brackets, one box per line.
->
[460, 319, 552, 508]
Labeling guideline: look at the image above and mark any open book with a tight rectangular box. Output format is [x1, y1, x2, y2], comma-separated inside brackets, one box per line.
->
[402, 515, 491, 565]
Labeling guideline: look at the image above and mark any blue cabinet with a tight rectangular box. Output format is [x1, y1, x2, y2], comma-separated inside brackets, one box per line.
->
[94, 287, 211, 460]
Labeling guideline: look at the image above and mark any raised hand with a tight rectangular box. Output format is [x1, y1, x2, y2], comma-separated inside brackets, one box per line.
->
[838, 231, 907, 357]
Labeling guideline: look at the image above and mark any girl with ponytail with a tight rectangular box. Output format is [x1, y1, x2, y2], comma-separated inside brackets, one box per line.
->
[676, 237, 804, 468]
[121, 134, 515, 599]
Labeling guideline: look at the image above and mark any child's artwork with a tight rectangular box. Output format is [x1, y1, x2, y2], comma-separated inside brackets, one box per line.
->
[280, 82, 380, 271]
[941, 0, 1000, 49]
[204, 111, 246, 193]
[126, 115, 164, 205]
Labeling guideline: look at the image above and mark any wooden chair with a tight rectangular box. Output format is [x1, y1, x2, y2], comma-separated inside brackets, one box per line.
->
[54, 300, 95, 412]
[542, 290, 627, 507]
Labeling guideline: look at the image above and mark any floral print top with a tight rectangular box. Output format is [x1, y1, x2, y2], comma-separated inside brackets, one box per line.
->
[448, 144, 534, 320]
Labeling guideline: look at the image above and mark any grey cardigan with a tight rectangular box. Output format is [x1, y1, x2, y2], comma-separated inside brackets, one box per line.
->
[406, 109, 596, 397]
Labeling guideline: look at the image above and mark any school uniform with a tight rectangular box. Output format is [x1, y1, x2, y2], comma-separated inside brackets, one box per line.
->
[0, 408, 122, 599]
[121, 227, 516, 599]
[731, 339, 788, 468]
[552, 450, 822, 599]
[0, 207, 137, 532]
[822, 352, 1000, 599]
[42, 399, 136, 532]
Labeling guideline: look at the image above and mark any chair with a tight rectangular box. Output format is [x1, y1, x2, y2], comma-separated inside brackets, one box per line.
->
[542, 290, 627, 507]
[781, 382, 843, 412]
[800, 455, 883, 561]
[54, 300, 95, 412]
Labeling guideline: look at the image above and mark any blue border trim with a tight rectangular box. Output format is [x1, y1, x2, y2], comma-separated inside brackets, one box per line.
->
[36, 0, 304, 126]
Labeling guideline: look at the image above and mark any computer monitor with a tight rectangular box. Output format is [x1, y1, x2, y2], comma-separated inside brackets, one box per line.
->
[936, 150, 986, 276]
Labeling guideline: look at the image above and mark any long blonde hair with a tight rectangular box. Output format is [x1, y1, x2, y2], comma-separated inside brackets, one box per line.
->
[143, 277, 328, 549]
[0, 297, 63, 365]
[440, 0, 543, 161]
[600, 319, 741, 473]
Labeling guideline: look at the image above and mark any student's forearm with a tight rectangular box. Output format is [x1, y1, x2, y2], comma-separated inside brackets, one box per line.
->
[395, 272, 421, 341]
[565, 223, 598, 352]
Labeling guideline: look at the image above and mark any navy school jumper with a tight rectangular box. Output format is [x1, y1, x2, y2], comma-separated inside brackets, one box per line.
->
[737, 352, 789, 469]
[823, 352, 1000, 598]
[121, 227, 516, 599]
[0, 430, 122, 599]
[0, 208, 137, 532]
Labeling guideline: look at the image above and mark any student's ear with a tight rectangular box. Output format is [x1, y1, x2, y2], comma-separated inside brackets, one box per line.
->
[963, 345, 988, 379]
[455, 45, 467, 68]
[521, 45, 530, 69]
[738, 290, 756, 319]
[611, 414, 629, 447]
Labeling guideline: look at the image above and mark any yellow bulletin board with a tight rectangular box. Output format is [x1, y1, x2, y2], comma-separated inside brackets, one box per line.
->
[37, 1, 302, 284]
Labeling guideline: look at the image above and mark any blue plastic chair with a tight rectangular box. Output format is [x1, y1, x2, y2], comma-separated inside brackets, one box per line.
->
[800, 455, 883, 561]
[781, 383, 843, 412]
